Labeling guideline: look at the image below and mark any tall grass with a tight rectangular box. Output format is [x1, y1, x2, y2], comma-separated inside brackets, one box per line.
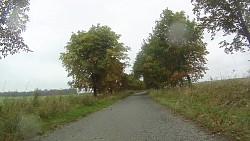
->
[149, 78, 250, 141]
[0, 91, 134, 141]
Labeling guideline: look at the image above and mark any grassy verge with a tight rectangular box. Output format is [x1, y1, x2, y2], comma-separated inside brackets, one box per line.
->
[0, 90, 134, 141]
[0, 97, 5, 101]
[149, 78, 250, 141]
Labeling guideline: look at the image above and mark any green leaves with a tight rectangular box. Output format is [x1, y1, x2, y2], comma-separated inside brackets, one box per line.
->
[192, 0, 250, 53]
[133, 9, 208, 88]
[0, 0, 31, 59]
[60, 24, 129, 96]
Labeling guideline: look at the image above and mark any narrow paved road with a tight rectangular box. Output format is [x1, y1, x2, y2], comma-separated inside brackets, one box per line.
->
[30, 93, 226, 141]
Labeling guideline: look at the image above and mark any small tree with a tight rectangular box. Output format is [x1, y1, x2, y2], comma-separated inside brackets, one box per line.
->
[60, 24, 129, 96]
[0, 0, 31, 59]
[192, 0, 250, 53]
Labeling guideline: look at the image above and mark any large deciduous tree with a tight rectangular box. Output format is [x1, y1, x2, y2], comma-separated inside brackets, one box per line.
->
[60, 24, 129, 96]
[133, 9, 208, 88]
[192, 0, 250, 53]
[0, 0, 31, 59]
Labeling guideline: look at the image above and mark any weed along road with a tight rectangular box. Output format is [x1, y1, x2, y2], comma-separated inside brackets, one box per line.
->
[30, 93, 226, 141]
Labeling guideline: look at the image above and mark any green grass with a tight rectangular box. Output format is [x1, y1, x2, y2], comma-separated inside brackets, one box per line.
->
[149, 78, 250, 141]
[0, 91, 134, 141]
[41, 97, 114, 131]
[0, 97, 4, 102]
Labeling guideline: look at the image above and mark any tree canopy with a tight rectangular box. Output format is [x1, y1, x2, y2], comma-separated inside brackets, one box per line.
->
[0, 0, 31, 59]
[192, 0, 250, 53]
[133, 9, 208, 88]
[60, 24, 130, 96]
[120, 73, 145, 90]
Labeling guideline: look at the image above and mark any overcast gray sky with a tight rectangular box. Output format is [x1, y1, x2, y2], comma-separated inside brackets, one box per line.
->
[0, 0, 249, 92]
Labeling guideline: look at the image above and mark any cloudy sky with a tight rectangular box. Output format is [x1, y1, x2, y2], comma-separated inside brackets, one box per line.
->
[0, 0, 249, 92]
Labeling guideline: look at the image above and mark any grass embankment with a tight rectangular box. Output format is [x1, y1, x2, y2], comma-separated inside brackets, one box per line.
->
[0, 91, 134, 141]
[149, 78, 250, 141]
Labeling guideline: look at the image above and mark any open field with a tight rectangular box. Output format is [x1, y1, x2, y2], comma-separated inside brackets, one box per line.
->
[0, 96, 32, 102]
[149, 77, 250, 141]
[0, 91, 134, 141]
[0, 97, 4, 101]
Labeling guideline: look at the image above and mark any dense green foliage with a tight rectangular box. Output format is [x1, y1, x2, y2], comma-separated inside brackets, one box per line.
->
[0, 0, 31, 59]
[150, 78, 250, 140]
[192, 0, 250, 53]
[120, 73, 145, 90]
[133, 9, 208, 88]
[60, 24, 130, 96]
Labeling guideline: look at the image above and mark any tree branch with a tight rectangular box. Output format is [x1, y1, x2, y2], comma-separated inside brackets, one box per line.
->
[236, 1, 250, 46]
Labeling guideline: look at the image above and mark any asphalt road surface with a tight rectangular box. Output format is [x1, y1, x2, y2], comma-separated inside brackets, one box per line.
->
[30, 93, 226, 141]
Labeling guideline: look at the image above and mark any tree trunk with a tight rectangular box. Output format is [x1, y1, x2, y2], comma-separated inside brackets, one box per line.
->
[92, 74, 98, 97]
[109, 82, 113, 94]
[93, 86, 97, 97]
[187, 75, 191, 87]
[109, 89, 112, 94]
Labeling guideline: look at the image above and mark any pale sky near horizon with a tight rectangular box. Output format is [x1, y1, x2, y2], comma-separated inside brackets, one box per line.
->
[0, 0, 249, 92]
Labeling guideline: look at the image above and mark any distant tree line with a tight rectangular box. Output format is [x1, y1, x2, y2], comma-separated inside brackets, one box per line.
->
[0, 89, 77, 97]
